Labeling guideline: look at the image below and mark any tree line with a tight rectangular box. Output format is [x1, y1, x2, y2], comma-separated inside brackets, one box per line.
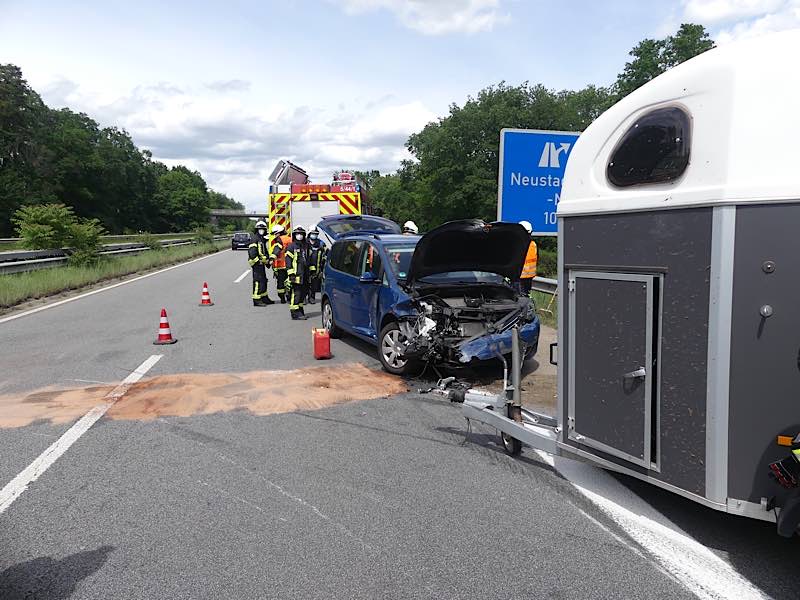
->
[361, 24, 715, 252]
[0, 64, 245, 237]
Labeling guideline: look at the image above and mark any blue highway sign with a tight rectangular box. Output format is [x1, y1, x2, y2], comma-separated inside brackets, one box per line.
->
[497, 129, 580, 235]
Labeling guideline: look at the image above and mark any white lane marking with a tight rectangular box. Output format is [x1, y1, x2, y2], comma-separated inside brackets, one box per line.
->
[0, 250, 231, 326]
[215, 452, 373, 551]
[234, 269, 250, 284]
[0, 354, 162, 515]
[533, 450, 766, 600]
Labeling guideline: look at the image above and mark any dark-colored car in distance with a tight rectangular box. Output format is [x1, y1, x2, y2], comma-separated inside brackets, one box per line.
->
[231, 231, 251, 250]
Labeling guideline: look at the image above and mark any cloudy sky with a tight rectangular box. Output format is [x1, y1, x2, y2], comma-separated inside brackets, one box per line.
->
[2, 0, 797, 211]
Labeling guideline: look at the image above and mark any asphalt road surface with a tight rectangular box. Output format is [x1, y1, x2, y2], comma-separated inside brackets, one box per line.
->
[1, 249, 797, 599]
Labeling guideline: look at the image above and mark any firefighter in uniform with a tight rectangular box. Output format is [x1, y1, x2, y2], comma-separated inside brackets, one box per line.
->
[306, 226, 327, 304]
[516, 220, 538, 296]
[286, 226, 310, 320]
[247, 221, 275, 306]
[269, 224, 291, 303]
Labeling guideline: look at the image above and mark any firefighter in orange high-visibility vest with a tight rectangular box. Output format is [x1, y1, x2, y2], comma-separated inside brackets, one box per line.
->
[269, 224, 292, 304]
[516, 220, 538, 296]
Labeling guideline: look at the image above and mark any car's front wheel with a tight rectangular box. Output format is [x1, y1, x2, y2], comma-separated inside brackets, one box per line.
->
[378, 322, 416, 376]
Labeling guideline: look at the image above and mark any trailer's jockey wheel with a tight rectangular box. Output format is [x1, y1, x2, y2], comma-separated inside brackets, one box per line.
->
[501, 432, 522, 456]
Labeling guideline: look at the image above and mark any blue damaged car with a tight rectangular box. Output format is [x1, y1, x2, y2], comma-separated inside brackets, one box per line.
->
[321, 219, 540, 375]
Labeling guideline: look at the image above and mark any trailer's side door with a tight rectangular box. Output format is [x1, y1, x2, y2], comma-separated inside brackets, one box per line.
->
[568, 271, 660, 469]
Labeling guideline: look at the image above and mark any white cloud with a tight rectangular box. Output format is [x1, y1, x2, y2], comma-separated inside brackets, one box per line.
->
[36, 78, 436, 212]
[336, 0, 509, 35]
[680, 0, 800, 44]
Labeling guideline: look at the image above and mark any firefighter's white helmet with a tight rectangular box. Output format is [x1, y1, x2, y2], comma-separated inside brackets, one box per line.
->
[402, 220, 419, 234]
[519, 220, 533, 234]
[271, 224, 285, 235]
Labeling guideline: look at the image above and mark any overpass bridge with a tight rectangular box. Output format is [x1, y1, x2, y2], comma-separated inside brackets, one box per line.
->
[208, 209, 266, 226]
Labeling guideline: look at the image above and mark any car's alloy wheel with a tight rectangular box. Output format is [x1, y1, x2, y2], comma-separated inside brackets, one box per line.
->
[379, 323, 413, 375]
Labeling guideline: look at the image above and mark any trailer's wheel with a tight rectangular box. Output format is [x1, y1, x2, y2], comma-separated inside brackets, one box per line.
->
[501, 431, 522, 456]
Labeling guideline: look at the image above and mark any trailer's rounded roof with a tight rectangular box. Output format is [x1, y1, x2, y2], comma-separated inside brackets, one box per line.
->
[559, 29, 800, 216]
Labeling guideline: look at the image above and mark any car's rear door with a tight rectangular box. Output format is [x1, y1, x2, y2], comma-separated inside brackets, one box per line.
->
[328, 240, 365, 330]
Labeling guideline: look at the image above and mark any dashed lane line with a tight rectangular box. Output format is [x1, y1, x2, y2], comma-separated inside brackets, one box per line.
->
[234, 269, 250, 283]
[0, 250, 231, 326]
[0, 354, 163, 515]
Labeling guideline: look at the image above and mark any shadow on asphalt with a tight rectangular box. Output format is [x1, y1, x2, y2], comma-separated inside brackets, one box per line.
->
[293, 408, 462, 449]
[0, 546, 114, 599]
[614, 474, 800, 598]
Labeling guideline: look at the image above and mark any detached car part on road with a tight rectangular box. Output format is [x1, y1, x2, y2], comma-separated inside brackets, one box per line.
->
[321, 219, 540, 375]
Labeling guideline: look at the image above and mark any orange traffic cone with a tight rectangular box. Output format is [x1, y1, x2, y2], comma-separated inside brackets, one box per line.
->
[199, 281, 214, 306]
[153, 308, 177, 344]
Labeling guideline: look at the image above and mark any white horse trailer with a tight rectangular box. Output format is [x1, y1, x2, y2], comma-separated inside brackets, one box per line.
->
[442, 30, 800, 536]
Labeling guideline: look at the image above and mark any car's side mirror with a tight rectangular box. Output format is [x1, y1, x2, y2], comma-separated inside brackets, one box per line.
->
[360, 272, 379, 284]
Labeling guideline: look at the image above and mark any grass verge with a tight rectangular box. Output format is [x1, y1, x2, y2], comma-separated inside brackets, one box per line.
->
[532, 290, 558, 329]
[0, 241, 228, 309]
[0, 232, 198, 251]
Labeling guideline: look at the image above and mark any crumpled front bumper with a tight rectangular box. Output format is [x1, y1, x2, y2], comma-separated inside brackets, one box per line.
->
[455, 319, 540, 363]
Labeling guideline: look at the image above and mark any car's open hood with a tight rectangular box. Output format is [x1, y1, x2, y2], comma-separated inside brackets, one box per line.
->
[406, 219, 530, 285]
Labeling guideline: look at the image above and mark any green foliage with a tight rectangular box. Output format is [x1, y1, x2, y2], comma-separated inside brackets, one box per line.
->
[12, 203, 77, 249]
[136, 232, 163, 251]
[193, 226, 215, 244]
[65, 218, 104, 265]
[12, 202, 105, 264]
[615, 23, 714, 97]
[537, 250, 557, 278]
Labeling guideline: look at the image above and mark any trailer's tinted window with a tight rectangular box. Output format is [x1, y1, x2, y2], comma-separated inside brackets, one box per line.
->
[607, 107, 690, 187]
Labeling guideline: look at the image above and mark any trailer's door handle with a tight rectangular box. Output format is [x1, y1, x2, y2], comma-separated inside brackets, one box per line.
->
[623, 367, 646, 379]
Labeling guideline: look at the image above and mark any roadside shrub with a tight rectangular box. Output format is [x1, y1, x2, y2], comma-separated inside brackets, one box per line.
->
[66, 218, 105, 266]
[136, 232, 163, 251]
[12, 204, 77, 250]
[193, 226, 214, 244]
[13, 203, 106, 264]
[538, 250, 557, 278]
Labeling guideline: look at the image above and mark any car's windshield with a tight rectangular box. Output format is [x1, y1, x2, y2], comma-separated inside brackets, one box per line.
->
[419, 271, 505, 285]
[385, 246, 505, 284]
[384, 245, 416, 279]
[325, 218, 400, 237]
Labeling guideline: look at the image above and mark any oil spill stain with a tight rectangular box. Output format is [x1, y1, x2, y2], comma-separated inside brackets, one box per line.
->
[0, 364, 407, 428]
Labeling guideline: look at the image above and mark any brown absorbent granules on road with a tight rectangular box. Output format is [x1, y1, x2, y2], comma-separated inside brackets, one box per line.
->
[0, 364, 408, 428]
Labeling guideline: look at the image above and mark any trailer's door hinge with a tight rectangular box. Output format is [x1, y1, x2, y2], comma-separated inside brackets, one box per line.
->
[568, 279, 575, 293]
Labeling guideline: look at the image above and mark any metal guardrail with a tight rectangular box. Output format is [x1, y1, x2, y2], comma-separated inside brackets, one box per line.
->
[0, 236, 230, 275]
[531, 276, 557, 295]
